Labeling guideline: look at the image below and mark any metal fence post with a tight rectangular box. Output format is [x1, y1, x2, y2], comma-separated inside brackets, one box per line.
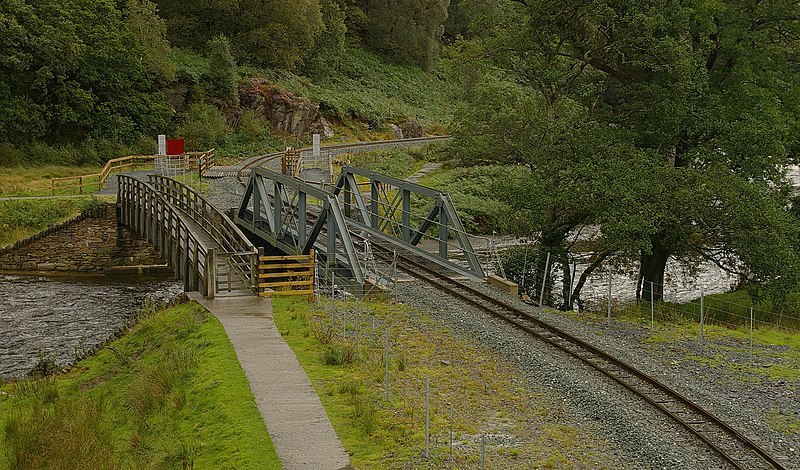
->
[354, 298, 360, 354]
[425, 374, 430, 459]
[449, 405, 454, 466]
[749, 306, 754, 364]
[607, 271, 612, 325]
[385, 331, 390, 401]
[480, 434, 485, 469]
[539, 251, 550, 308]
[650, 280, 654, 329]
[700, 292, 705, 344]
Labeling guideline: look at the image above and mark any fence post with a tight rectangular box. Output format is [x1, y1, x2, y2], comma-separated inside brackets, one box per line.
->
[449, 405, 454, 466]
[205, 248, 217, 300]
[79, 175, 83, 194]
[330, 270, 335, 328]
[480, 434, 485, 469]
[354, 298, 360, 354]
[607, 271, 612, 325]
[749, 306, 754, 364]
[650, 281, 654, 329]
[385, 331, 390, 401]
[425, 374, 430, 459]
[539, 251, 550, 308]
[700, 292, 705, 344]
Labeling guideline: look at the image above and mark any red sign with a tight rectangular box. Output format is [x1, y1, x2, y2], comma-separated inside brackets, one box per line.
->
[166, 139, 185, 155]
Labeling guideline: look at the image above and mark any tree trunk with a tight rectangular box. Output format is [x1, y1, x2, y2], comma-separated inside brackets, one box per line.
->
[640, 242, 669, 302]
[570, 251, 609, 312]
[559, 251, 571, 310]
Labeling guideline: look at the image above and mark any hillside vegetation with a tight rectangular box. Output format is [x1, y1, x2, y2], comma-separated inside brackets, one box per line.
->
[0, 0, 459, 167]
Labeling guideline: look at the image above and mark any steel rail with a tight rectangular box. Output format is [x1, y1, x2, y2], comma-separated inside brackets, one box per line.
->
[234, 136, 452, 183]
[363, 243, 786, 470]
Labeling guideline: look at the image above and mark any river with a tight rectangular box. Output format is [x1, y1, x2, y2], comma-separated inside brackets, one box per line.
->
[0, 273, 182, 379]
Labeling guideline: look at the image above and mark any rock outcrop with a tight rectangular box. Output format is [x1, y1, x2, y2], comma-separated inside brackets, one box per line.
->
[399, 120, 423, 138]
[239, 78, 334, 138]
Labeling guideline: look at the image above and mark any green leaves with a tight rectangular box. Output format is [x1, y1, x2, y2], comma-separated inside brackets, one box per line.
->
[0, 0, 170, 146]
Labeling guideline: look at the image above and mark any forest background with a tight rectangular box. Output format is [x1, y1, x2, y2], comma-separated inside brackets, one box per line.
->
[2, 0, 800, 313]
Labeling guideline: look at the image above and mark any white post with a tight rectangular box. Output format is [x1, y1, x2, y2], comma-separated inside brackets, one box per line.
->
[539, 251, 551, 308]
[157, 134, 166, 156]
[313, 133, 321, 157]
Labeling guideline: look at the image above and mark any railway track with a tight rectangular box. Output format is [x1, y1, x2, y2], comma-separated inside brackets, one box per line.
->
[362, 241, 788, 470]
[201, 136, 452, 180]
[210, 135, 787, 468]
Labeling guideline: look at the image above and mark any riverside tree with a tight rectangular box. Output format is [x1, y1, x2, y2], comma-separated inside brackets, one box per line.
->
[451, 0, 800, 307]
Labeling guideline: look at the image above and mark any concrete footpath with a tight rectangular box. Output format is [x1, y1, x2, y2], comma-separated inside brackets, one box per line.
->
[187, 293, 351, 470]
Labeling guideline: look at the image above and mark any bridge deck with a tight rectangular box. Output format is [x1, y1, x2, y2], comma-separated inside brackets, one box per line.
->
[187, 293, 350, 470]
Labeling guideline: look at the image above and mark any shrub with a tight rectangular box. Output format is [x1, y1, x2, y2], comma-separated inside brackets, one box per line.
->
[175, 103, 231, 151]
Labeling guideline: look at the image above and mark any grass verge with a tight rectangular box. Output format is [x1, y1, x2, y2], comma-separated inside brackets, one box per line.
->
[0, 301, 279, 470]
[272, 297, 614, 469]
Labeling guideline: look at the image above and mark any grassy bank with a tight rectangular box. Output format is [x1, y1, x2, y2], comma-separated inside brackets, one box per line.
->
[0, 301, 278, 469]
[272, 297, 613, 468]
[0, 199, 93, 248]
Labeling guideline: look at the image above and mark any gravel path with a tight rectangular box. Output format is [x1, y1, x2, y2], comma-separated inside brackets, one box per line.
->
[394, 280, 799, 470]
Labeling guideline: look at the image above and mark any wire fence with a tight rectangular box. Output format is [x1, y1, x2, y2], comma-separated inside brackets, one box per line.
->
[310, 274, 568, 468]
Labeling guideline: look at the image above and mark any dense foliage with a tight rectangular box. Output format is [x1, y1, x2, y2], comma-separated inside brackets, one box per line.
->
[0, 0, 170, 146]
[449, 0, 800, 308]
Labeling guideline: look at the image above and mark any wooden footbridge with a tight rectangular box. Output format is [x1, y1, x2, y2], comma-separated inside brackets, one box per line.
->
[117, 159, 484, 299]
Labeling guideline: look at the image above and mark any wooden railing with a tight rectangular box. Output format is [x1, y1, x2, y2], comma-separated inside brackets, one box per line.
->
[51, 149, 215, 195]
[148, 174, 257, 295]
[258, 251, 315, 302]
[117, 175, 213, 296]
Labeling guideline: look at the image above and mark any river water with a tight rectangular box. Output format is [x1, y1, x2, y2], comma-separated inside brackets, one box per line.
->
[0, 274, 182, 379]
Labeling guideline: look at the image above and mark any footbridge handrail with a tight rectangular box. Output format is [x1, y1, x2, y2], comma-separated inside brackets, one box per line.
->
[117, 175, 214, 296]
[147, 175, 258, 290]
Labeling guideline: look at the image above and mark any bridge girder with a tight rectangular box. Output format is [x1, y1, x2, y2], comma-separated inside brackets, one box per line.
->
[234, 166, 486, 290]
[235, 168, 365, 290]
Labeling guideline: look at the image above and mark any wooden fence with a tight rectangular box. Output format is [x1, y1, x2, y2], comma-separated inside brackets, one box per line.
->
[51, 149, 215, 195]
[258, 250, 315, 302]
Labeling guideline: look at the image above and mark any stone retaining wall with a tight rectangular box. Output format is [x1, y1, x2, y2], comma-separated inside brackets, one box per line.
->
[0, 203, 164, 273]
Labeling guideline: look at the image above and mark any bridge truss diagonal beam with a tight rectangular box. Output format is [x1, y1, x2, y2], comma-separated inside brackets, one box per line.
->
[334, 166, 485, 281]
[235, 168, 365, 291]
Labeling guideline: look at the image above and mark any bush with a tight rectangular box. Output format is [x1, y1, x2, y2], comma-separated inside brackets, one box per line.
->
[175, 103, 231, 151]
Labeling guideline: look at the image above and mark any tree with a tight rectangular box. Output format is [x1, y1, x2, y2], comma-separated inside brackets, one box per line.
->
[155, 0, 323, 70]
[304, 0, 348, 76]
[366, 0, 449, 69]
[0, 0, 170, 146]
[451, 0, 800, 306]
[122, 0, 174, 85]
[452, 79, 655, 308]
[207, 35, 239, 106]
